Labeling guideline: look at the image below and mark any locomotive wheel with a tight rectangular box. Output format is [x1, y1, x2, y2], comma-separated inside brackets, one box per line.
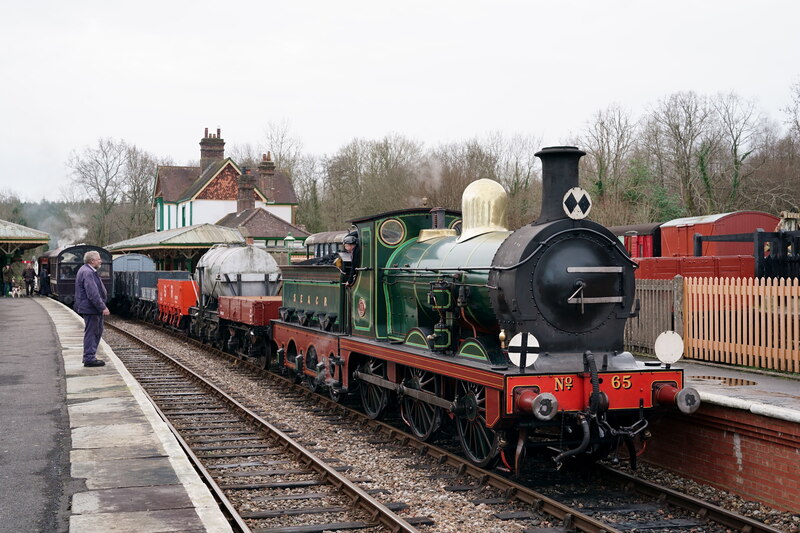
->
[455, 381, 500, 468]
[252, 344, 269, 370]
[400, 368, 442, 441]
[358, 358, 389, 419]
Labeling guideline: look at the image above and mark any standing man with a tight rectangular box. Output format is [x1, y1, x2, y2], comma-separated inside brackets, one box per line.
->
[74, 251, 109, 367]
[1, 264, 10, 297]
[22, 263, 36, 296]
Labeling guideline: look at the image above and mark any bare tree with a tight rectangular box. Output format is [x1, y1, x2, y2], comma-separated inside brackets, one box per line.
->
[580, 104, 637, 198]
[320, 134, 424, 229]
[119, 146, 159, 239]
[68, 138, 127, 245]
[711, 92, 763, 211]
[423, 139, 498, 210]
[227, 143, 260, 170]
[263, 120, 305, 180]
[489, 133, 540, 228]
[648, 92, 713, 215]
[783, 80, 800, 138]
[292, 155, 325, 233]
[0, 189, 26, 224]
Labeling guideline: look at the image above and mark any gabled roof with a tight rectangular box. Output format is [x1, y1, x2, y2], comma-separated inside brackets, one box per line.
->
[155, 157, 299, 206]
[180, 159, 241, 202]
[154, 165, 199, 203]
[216, 208, 309, 239]
[106, 223, 244, 252]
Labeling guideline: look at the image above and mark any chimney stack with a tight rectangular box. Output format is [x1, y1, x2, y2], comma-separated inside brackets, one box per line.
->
[237, 167, 255, 213]
[534, 146, 585, 225]
[258, 152, 276, 201]
[199, 127, 225, 172]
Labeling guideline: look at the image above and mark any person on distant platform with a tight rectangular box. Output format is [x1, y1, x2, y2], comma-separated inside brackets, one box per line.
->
[22, 264, 36, 296]
[1, 264, 11, 297]
[39, 267, 51, 297]
[74, 251, 109, 367]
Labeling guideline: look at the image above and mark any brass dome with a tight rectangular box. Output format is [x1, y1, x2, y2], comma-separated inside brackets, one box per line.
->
[457, 178, 509, 242]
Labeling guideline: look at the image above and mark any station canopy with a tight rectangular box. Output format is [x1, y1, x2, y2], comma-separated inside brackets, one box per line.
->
[0, 218, 50, 257]
[106, 223, 244, 260]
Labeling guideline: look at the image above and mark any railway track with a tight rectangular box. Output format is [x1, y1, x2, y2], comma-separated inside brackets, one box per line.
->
[106, 322, 416, 533]
[105, 318, 788, 533]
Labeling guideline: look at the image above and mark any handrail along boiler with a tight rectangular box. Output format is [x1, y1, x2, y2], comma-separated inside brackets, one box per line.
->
[272, 146, 700, 471]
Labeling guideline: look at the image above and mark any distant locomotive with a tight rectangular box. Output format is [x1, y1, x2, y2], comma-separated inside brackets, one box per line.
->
[39, 244, 112, 307]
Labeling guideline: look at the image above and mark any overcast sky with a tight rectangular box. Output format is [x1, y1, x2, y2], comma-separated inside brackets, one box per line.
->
[1, 0, 798, 201]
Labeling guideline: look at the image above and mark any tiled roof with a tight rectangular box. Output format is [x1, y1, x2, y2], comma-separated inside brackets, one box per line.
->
[106, 224, 244, 252]
[155, 166, 200, 203]
[263, 172, 297, 204]
[216, 208, 309, 239]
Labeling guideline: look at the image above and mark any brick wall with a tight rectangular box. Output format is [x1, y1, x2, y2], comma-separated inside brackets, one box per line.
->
[197, 165, 239, 200]
[643, 405, 800, 512]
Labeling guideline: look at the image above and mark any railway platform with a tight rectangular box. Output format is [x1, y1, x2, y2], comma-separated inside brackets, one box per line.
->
[0, 296, 231, 533]
[640, 357, 800, 513]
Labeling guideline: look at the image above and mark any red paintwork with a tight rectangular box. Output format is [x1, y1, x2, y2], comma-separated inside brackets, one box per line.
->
[218, 296, 281, 326]
[271, 324, 686, 430]
[624, 234, 655, 258]
[272, 321, 506, 426]
[157, 279, 198, 326]
[660, 211, 779, 257]
[635, 255, 754, 279]
[504, 371, 683, 414]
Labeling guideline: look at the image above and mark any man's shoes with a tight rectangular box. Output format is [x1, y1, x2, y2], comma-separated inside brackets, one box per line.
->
[83, 360, 106, 367]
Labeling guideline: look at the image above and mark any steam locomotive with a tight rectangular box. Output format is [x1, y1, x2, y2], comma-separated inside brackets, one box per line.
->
[138, 145, 699, 472]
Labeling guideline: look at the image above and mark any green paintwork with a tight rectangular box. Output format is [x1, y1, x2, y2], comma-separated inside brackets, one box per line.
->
[383, 230, 511, 340]
[404, 328, 431, 349]
[457, 340, 489, 361]
[350, 211, 461, 340]
[281, 265, 345, 328]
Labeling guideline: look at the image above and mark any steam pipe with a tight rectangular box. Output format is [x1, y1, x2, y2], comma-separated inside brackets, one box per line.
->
[553, 414, 591, 465]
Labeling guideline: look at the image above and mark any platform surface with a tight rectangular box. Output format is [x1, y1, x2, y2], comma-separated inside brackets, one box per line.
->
[0, 296, 232, 533]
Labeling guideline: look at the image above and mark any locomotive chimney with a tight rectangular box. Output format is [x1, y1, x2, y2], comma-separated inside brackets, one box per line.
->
[535, 146, 586, 224]
[200, 127, 225, 172]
